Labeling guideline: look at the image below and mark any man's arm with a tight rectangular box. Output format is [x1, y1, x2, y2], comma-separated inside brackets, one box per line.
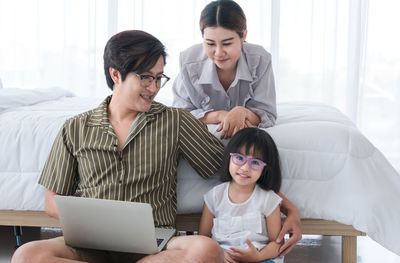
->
[276, 192, 302, 257]
[38, 120, 78, 200]
[44, 190, 59, 219]
[178, 109, 224, 179]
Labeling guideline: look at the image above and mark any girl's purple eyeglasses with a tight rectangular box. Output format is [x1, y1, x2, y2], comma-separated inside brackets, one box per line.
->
[230, 153, 266, 171]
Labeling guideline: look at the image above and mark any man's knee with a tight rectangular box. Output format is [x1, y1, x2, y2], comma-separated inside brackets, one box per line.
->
[12, 241, 48, 263]
[187, 236, 223, 263]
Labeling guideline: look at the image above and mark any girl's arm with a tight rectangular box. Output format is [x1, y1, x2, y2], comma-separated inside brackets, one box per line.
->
[227, 206, 282, 262]
[198, 203, 214, 237]
[258, 205, 283, 259]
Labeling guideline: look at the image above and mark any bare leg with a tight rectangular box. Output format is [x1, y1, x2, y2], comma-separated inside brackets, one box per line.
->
[12, 237, 85, 263]
[11, 236, 110, 263]
[138, 235, 224, 263]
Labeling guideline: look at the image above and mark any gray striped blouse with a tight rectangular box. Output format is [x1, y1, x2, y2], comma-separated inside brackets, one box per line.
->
[39, 96, 224, 227]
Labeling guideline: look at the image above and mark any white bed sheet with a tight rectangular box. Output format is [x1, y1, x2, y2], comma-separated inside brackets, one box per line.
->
[0, 89, 399, 255]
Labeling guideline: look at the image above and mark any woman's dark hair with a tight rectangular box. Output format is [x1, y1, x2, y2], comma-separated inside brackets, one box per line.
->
[221, 128, 281, 193]
[200, 0, 247, 38]
[103, 30, 167, 90]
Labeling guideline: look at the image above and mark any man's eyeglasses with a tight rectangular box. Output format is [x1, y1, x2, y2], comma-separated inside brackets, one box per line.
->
[132, 72, 170, 89]
[230, 153, 266, 171]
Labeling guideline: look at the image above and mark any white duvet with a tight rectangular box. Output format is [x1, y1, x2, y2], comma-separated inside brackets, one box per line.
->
[1, 88, 399, 255]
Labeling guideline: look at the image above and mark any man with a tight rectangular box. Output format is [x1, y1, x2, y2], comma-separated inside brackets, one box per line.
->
[12, 30, 301, 263]
[12, 30, 225, 263]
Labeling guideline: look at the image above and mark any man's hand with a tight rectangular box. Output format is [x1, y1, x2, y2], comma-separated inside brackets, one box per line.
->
[276, 213, 302, 257]
[225, 239, 261, 263]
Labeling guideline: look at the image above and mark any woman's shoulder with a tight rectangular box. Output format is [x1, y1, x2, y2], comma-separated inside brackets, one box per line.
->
[242, 42, 272, 60]
[180, 43, 208, 65]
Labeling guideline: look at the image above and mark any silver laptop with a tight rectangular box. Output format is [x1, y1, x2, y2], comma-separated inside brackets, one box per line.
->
[54, 196, 176, 254]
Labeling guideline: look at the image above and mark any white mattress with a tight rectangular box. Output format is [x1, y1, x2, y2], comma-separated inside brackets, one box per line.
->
[1, 88, 399, 256]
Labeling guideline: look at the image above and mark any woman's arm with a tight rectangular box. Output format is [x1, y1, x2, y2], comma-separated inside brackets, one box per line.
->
[199, 110, 228, 125]
[245, 50, 277, 128]
[198, 203, 214, 237]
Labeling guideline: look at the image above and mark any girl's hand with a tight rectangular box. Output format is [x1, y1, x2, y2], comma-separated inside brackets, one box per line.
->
[224, 251, 238, 263]
[226, 239, 261, 263]
[218, 107, 247, 139]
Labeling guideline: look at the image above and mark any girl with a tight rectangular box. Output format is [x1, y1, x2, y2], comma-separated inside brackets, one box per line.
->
[199, 128, 284, 263]
[172, 0, 277, 139]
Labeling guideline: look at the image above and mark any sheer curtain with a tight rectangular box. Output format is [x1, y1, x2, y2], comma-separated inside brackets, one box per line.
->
[0, 0, 399, 171]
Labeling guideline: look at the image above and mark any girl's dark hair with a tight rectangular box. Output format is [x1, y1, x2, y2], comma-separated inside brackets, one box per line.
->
[103, 30, 167, 90]
[221, 128, 282, 193]
[200, 0, 247, 38]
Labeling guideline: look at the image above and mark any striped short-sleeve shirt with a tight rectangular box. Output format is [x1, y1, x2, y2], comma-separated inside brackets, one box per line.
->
[38, 96, 224, 227]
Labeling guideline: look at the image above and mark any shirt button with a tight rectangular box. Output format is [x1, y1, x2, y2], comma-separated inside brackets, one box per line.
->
[119, 156, 123, 161]
[118, 180, 122, 184]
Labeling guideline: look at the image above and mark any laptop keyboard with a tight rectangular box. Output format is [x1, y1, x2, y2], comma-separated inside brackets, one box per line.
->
[156, 238, 164, 246]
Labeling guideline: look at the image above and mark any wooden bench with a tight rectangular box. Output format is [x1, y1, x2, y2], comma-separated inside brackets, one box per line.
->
[0, 210, 365, 263]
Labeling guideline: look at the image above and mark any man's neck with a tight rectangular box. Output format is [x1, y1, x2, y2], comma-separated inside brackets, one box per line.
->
[108, 95, 139, 123]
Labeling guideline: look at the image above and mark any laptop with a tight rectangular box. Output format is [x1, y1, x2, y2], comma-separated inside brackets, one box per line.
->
[54, 195, 176, 254]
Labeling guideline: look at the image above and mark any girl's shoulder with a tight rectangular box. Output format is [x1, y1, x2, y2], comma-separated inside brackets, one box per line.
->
[255, 186, 282, 203]
[210, 181, 229, 193]
[205, 182, 229, 201]
[204, 182, 229, 212]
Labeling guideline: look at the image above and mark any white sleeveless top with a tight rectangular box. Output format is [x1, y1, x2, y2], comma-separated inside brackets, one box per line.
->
[204, 182, 282, 251]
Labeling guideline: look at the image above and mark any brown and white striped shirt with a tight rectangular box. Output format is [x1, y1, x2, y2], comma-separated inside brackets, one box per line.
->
[39, 96, 224, 227]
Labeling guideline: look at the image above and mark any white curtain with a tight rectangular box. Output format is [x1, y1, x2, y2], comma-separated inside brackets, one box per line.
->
[0, 0, 399, 172]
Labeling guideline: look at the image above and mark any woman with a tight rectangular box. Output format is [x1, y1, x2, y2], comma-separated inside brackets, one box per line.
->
[172, 0, 276, 139]
[173, 1, 301, 257]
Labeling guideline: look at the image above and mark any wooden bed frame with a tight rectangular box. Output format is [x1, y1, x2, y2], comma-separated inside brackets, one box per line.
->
[0, 210, 365, 263]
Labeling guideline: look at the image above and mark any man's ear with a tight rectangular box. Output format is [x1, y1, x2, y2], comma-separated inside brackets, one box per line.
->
[109, 67, 121, 87]
[242, 30, 248, 43]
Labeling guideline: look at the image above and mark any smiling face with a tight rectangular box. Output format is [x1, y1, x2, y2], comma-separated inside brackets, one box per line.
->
[112, 55, 164, 113]
[229, 146, 264, 189]
[203, 26, 246, 73]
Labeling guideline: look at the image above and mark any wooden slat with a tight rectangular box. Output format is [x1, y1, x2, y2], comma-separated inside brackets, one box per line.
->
[300, 218, 365, 236]
[0, 211, 365, 237]
[0, 210, 59, 227]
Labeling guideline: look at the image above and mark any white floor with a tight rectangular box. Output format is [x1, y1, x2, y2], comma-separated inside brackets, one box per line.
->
[1, 226, 399, 263]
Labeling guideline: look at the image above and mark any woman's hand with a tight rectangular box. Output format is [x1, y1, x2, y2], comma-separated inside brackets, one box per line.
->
[218, 106, 249, 139]
[225, 239, 261, 263]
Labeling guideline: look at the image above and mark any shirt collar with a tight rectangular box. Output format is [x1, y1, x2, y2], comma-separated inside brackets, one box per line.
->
[197, 58, 219, 85]
[236, 53, 253, 82]
[87, 95, 167, 127]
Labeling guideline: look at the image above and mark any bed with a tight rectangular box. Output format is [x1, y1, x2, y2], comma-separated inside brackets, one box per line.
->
[1, 88, 399, 262]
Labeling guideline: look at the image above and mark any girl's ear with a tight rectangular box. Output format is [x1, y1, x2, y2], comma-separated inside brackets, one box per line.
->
[109, 67, 122, 87]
